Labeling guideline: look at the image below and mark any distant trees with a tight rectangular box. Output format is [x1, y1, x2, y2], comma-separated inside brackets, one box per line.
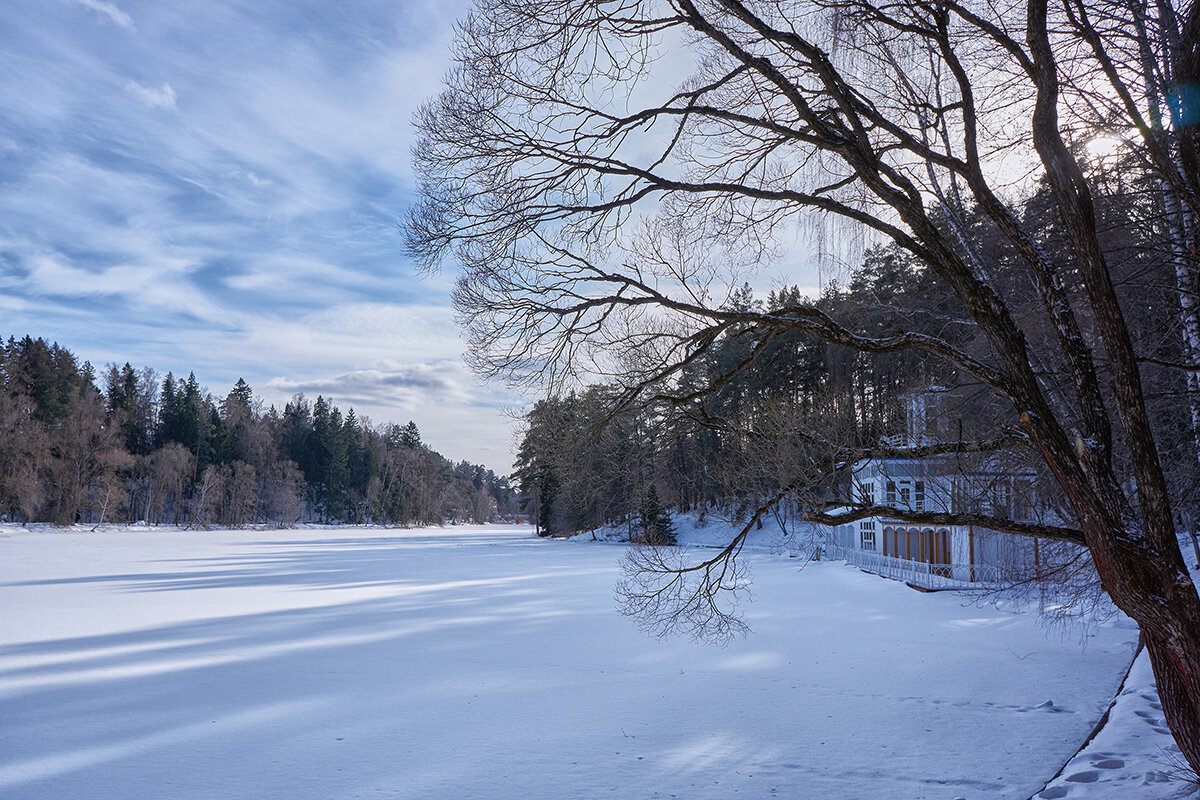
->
[0, 335, 517, 527]
[511, 262, 958, 538]
[513, 388, 654, 536]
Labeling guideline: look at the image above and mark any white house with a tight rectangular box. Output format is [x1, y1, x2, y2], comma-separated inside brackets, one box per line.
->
[822, 390, 1042, 587]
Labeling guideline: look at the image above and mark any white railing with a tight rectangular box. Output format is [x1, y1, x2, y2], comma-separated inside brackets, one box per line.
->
[824, 544, 1005, 590]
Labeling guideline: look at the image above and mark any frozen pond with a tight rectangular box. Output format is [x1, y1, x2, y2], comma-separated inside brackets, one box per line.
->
[0, 524, 1138, 799]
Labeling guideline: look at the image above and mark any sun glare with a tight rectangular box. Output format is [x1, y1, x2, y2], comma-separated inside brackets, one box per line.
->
[1086, 134, 1124, 159]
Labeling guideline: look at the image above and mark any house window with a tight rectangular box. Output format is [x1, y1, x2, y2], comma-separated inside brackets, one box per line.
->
[886, 481, 897, 505]
[859, 481, 874, 505]
[859, 519, 876, 551]
[1012, 479, 1032, 520]
[915, 481, 925, 512]
[900, 484, 911, 507]
[951, 477, 976, 513]
[992, 481, 1010, 518]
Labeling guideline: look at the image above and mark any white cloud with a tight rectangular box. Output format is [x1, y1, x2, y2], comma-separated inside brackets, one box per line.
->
[75, 0, 135, 31]
[263, 361, 470, 408]
[1, 0, 527, 471]
[20, 251, 231, 324]
[0, 294, 27, 312]
[258, 360, 521, 472]
[125, 80, 176, 109]
[236, 170, 272, 188]
[223, 304, 465, 377]
[223, 255, 380, 297]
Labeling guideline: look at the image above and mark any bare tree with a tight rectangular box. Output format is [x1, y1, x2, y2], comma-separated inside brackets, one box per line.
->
[144, 442, 193, 525]
[227, 461, 259, 526]
[409, 0, 1200, 770]
[192, 464, 226, 529]
[89, 471, 129, 530]
[261, 460, 305, 528]
[617, 540, 752, 639]
[47, 387, 128, 525]
[0, 394, 47, 522]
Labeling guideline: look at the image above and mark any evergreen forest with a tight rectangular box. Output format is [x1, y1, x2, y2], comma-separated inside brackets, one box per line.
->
[0, 336, 516, 527]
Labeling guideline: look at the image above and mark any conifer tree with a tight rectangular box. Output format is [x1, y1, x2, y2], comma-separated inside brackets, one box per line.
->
[638, 486, 675, 546]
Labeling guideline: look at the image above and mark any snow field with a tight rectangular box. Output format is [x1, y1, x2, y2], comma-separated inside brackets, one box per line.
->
[0, 524, 1150, 799]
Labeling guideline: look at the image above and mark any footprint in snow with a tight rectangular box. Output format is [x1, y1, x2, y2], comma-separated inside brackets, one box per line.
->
[1091, 758, 1124, 769]
[1037, 787, 1068, 799]
[1065, 770, 1100, 783]
[1135, 709, 1166, 728]
[1021, 700, 1070, 713]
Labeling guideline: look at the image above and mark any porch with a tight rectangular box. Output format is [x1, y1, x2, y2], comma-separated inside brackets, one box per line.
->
[824, 542, 1005, 590]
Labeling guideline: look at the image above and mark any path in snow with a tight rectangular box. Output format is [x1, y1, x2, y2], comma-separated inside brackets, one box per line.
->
[0, 524, 1142, 799]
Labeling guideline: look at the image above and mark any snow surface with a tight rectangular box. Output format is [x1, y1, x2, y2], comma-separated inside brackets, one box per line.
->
[1034, 651, 1198, 799]
[0, 522, 1187, 799]
[580, 513, 1200, 799]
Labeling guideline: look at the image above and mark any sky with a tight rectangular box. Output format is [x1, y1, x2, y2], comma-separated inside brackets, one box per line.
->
[0, 0, 529, 473]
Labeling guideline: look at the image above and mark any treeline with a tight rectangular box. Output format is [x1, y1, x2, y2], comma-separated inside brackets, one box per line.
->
[516, 167, 1197, 537]
[514, 256, 959, 537]
[0, 335, 516, 526]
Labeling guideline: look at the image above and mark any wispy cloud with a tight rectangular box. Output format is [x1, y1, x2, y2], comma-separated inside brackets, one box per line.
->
[75, 0, 135, 31]
[0, 0, 524, 471]
[124, 80, 176, 109]
[264, 361, 470, 409]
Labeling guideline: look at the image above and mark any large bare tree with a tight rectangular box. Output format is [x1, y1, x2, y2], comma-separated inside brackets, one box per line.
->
[408, 0, 1200, 771]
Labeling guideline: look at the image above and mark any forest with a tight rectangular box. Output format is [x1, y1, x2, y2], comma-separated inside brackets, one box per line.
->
[514, 172, 1198, 541]
[0, 335, 517, 527]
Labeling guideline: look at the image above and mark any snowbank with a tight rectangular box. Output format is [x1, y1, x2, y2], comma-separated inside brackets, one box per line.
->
[1033, 649, 1198, 799]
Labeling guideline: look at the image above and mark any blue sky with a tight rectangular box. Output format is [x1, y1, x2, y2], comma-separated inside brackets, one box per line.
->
[0, 0, 526, 472]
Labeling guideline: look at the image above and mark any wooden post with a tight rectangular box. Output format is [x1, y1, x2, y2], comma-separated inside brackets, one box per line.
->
[969, 525, 976, 583]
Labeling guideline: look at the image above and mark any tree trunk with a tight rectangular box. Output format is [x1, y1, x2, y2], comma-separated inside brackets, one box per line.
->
[1144, 629, 1200, 772]
[1027, 0, 1200, 772]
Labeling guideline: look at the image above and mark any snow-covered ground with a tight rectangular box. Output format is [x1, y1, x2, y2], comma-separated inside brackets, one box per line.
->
[1035, 650, 1196, 799]
[0, 522, 1192, 799]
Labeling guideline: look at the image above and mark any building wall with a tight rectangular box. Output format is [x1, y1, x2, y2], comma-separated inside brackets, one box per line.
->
[833, 455, 1041, 578]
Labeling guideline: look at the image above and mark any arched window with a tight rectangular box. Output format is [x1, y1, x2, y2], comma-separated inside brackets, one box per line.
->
[925, 528, 952, 576]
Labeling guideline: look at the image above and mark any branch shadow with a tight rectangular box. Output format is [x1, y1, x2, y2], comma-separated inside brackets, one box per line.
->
[0, 531, 613, 798]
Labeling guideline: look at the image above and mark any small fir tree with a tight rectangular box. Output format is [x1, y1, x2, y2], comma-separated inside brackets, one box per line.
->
[638, 486, 675, 546]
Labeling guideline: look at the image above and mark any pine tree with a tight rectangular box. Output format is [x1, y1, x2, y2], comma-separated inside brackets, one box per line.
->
[227, 378, 253, 411]
[220, 379, 254, 463]
[400, 421, 421, 448]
